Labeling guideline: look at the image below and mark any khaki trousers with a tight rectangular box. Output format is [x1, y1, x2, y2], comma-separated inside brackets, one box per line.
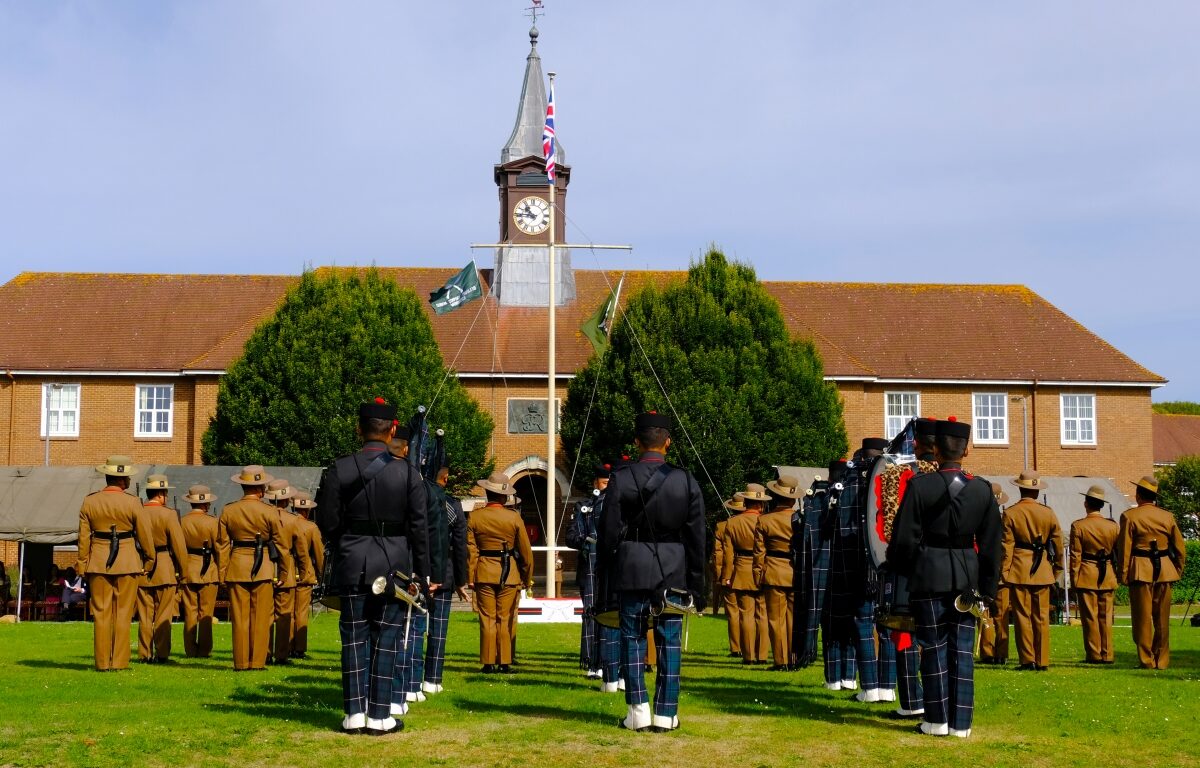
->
[979, 585, 1012, 661]
[137, 584, 177, 661]
[229, 581, 274, 670]
[764, 586, 793, 665]
[180, 583, 217, 658]
[476, 584, 518, 665]
[88, 574, 138, 671]
[735, 590, 769, 662]
[723, 587, 742, 654]
[272, 587, 295, 663]
[1011, 584, 1052, 667]
[293, 586, 313, 655]
[1075, 588, 1115, 663]
[1129, 581, 1173, 669]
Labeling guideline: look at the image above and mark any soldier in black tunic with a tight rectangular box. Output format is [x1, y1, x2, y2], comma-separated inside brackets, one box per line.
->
[887, 418, 1001, 739]
[316, 399, 429, 735]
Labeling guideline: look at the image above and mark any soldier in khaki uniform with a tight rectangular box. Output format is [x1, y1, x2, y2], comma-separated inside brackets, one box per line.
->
[979, 482, 1012, 664]
[265, 479, 308, 665]
[1000, 471, 1063, 671]
[1117, 475, 1187, 670]
[291, 491, 324, 659]
[136, 474, 188, 663]
[217, 465, 287, 671]
[1070, 485, 1119, 664]
[179, 485, 221, 658]
[713, 498, 744, 657]
[76, 456, 155, 671]
[722, 483, 770, 664]
[756, 475, 802, 670]
[467, 473, 533, 673]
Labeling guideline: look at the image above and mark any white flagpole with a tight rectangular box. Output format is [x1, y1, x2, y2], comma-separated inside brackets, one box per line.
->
[545, 71, 557, 599]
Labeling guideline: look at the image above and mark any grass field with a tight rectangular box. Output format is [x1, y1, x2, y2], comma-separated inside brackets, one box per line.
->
[1, 610, 1198, 768]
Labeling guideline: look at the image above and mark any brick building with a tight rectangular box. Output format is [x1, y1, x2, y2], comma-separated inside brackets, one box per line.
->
[0, 23, 1167, 567]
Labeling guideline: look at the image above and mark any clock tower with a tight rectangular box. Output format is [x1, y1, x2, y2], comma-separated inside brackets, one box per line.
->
[492, 23, 575, 307]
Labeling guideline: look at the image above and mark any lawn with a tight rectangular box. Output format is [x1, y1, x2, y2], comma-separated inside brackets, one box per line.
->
[1, 610, 1198, 768]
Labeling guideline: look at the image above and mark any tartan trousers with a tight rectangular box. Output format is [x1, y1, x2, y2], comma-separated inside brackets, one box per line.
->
[896, 639, 923, 712]
[876, 626, 897, 690]
[423, 589, 453, 685]
[394, 605, 427, 698]
[620, 593, 682, 720]
[599, 623, 622, 684]
[853, 599, 879, 689]
[578, 564, 598, 669]
[913, 594, 976, 731]
[339, 592, 402, 720]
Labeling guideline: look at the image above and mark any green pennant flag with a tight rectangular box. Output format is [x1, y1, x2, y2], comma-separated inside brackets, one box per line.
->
[429, 261, 483, 315]
[581, 276, 623, 356]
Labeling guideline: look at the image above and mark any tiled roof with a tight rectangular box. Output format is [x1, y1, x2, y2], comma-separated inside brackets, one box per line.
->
[1152, 413, 1200, 465]
[0, 269, 1164, 385]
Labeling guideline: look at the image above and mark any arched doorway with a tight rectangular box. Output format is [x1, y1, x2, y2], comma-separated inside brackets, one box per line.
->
[502, 456, 575, 596]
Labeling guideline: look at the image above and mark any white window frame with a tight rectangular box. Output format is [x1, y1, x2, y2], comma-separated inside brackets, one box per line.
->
[1060, 393, 1097, 446]
[972, 392, 1009, 445]
[39, 383, 81, 438]
[884, 391, 920, 440]
[134, 383, 174, 438]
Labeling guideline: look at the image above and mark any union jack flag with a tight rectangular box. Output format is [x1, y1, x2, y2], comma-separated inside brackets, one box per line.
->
[542, 79, 556, 182]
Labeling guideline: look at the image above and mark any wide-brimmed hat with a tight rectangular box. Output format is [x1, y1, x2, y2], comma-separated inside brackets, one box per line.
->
[736, 483, 771, 503]
[96, 455, 137, 477]
[1013, 471, 1045, 491]
[990, 482, 1009, 506]
[766, 475, 804, 499]
[1082, 485, 1107, 503]
[506, 495, 522, 507]
[1132, 475, 1159, 496]
[724, 497, 747, 512]
[477, 472, 513, 495]
[184, 485, 217, 504]
[231, 465, 274, 486]
[293, 491, 317, 510]
[144, 474, 172, 491]
[265, 479, 293, 501]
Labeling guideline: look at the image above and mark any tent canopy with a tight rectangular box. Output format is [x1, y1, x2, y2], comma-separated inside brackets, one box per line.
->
[0, 465, 323, 545]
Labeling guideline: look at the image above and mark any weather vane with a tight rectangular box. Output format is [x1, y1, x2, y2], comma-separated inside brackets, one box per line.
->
[526, 0, 544, 25]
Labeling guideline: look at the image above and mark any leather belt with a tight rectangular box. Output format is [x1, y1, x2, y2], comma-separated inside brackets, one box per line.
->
[94, 527, 136, 569]
[1133, 546, 1168, 582]
[1015, 539, 1049, 575]
[734, 548, 754, 557]
[1081, 550, 1112, 584]
[347, 520, 407, 537]
[766, 549, 791, 559]
[186, 547, 209, 555]
[154, 545, 170, 553]
[92, 530, 134, 541]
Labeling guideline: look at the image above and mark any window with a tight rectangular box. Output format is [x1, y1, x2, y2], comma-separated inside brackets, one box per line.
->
[973, 393, 1008, 444]
[884, 391, 920, 440]
[1061, 393, 1096, 445]
[135, 384, 174, 437]
[40, 383, 81, 438]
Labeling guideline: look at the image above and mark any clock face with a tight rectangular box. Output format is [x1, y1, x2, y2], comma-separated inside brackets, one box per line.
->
[513, 196, 551, 236]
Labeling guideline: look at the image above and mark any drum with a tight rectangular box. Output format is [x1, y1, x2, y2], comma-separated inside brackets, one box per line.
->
[864, 453, 916, 569]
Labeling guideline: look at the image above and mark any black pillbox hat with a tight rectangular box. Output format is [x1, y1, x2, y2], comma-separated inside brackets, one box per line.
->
[861, 437, 889, 452]
[913, 418, 937, 438]
[635, 411, 672, 431]
[936, 418, 971, 440]
[359, 398, 397, 421]
[594, 462, 612, 479]
[394, 424, 412, 441]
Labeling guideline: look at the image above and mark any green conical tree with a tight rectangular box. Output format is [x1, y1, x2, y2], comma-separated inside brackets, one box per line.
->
[201, 268, 493, 492]
[561, 249, 847, 518]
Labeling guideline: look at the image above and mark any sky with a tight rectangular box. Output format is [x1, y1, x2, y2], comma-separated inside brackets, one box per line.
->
[1, 2, 1197, 399]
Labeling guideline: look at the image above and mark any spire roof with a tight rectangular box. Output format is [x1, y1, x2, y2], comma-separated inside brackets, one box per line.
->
[499, 24, 565, 165]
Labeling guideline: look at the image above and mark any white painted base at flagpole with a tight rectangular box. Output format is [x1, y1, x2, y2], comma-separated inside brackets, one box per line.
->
[517, 592, 584, 624]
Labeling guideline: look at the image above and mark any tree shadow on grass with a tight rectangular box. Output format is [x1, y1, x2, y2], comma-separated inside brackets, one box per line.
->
[449, 696, 598, 723]
[206, 684, 344, 730]
[15, 658, 96, 672]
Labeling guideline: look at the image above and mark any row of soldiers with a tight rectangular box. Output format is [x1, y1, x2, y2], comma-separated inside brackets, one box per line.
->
[76, 458, 325, 671]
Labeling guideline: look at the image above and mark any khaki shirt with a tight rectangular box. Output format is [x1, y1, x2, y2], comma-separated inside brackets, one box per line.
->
[216, 495, 286, 583]
[180, 511, 221, 585]
[1070, 513, 1119, 590]
[76, 487, 155, 576]
[274, 509, 310, 589]
[140, 502, 188, 588]
[712, 519, 728, 579]
[1117, 502, 1186, 584]
[1001, 498, 1063, 586]
[753, 506, 794, 588]
[467, 503, 534, 587]
[721, 511, 761, 590]
[296, 518, 325, 586]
